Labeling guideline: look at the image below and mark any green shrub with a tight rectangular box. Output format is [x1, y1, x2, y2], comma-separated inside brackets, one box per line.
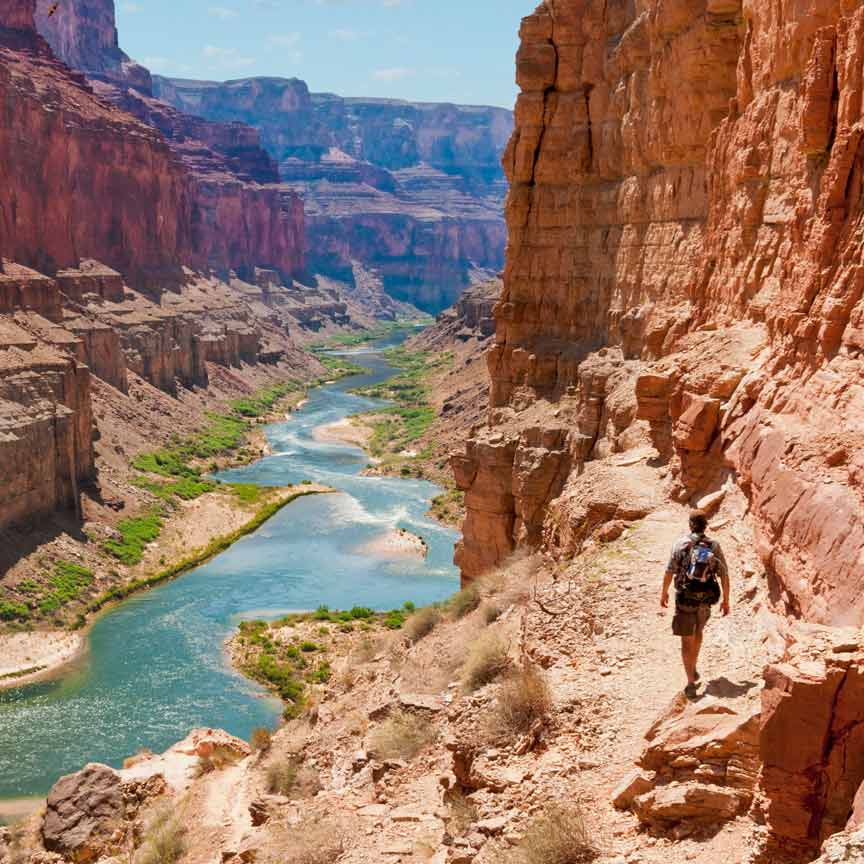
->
[103, 511, 163, 565]
[38, 561, 95, 613]
[0, 600, 30, 621]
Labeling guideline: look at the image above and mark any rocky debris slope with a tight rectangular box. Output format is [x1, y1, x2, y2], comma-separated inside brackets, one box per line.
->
[153, 76, 513, 312]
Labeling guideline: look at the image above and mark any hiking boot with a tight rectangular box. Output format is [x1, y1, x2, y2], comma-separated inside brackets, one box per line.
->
[684, 683, 699, 699]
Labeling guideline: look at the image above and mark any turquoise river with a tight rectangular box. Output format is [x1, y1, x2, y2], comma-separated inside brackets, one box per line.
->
[0, 334, 460, 800]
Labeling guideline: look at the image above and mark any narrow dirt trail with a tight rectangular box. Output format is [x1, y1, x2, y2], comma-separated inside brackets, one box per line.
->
[526, 499, 770, 863]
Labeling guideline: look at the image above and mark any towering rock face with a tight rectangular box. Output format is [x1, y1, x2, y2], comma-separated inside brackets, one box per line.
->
[34, 0, 151, 91]
[455, 0, 864, 856]
[30, 0, 305, 286]
[457, 0, 864, 624]
[1, 0, 35, 31]
[0, 23, 193, 288]
[153, 76, 512, 312]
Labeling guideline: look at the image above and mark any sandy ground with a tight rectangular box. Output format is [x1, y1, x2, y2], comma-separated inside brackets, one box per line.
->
[313, 417, 375, 449]
[0, 796, 44, 824]
[0, 631, 86, 691]
[355, 527, 428, 560]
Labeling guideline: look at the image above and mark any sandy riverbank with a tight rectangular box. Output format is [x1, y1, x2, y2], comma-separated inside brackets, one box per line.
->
[313, 417, 376, 449]
[356, 527, 428, 560]
[0, 631, 86, 691]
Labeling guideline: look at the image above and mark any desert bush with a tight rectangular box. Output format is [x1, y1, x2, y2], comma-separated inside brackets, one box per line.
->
[368, 710, 435, 761]
[403, 606, 441, 643]
[490, 665, 552, 738]
[462, 632, 510, 692]
[194, 745, 242, 777]
[481, 602, 503, 625]
[283, 819, 344, 864]
[250, 727, 272, 753]
[449, 585, 481, 619]
[135, 803, 187, 864]
[510, 804, 596, 864]
[266, 756, 321, 799]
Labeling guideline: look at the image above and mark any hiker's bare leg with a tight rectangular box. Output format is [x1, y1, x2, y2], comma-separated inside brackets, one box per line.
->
[693, 631, 704, 677]
[680, 635, 698, 685]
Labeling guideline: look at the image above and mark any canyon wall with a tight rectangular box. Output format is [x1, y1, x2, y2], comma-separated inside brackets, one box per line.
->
[154, 76, 512, 312]
[34, 0, 151, 91]
[454, 0, 864, 858]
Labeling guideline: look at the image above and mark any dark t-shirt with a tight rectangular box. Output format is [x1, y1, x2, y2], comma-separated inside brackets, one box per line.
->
[667, 532, 728, 607]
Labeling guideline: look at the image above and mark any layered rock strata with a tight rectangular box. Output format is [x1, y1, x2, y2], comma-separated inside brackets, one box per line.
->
[456, 0, 864, 623]
[154, 76, 513, 312]
[454, 0, 864, 857]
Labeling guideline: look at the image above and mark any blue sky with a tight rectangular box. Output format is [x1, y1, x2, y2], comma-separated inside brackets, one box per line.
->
[116, 0, 530, 108]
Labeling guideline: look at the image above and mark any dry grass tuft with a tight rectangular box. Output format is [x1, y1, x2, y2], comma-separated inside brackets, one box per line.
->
[488, 665, 552, 739]
[462, 631, 510, 692]
[123, 748, 153, 769]
[510, 804, 597, 864]
[404, 606, 441, 643]
[135, 803, 187, 864]
[283, 819, 345, 864]
[368, 710, 436, 761]
[481, 601, 503, 625]
[250, 727, 272, 753]
[266, 755, 321, 799]
[193, 745, 242, 777]
[449, 585, 481, 619]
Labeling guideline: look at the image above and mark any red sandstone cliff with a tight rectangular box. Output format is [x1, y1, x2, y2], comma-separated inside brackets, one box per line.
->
[34, 0, 150, 91]
[452, 3, 864, 857]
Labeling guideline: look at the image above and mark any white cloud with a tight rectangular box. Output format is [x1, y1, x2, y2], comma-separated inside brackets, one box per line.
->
[372, 66, 415, 82]
[203, 45, 255, 69]
[208, 5, 238, 20]
[268, 32, 301, 47]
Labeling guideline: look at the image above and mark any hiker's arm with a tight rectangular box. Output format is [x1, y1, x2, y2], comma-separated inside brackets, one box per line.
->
[661, 570, 673, 608]
[717, 545, 731, 615]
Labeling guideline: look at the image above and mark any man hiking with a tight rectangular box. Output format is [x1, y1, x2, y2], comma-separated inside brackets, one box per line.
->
[661, 510, 730, 697]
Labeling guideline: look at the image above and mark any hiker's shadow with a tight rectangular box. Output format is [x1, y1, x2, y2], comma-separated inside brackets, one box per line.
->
[701, 676, 758, 700]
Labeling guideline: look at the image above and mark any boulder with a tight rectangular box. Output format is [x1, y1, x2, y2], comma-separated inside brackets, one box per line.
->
[632, 782, 743, 825]
[615, 684, 760, 829]
[42, 763, 126, 863]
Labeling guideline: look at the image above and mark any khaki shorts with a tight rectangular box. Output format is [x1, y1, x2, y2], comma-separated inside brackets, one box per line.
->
[673, 603, 711, 637]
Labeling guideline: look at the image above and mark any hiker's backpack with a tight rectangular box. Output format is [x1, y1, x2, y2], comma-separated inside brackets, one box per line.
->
[675, 536, 722, 606]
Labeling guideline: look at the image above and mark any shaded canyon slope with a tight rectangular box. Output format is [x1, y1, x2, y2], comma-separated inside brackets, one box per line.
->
[153, 75, 513, 313]
[0, 1, 370, 539]
[451, 0, 864, 860]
